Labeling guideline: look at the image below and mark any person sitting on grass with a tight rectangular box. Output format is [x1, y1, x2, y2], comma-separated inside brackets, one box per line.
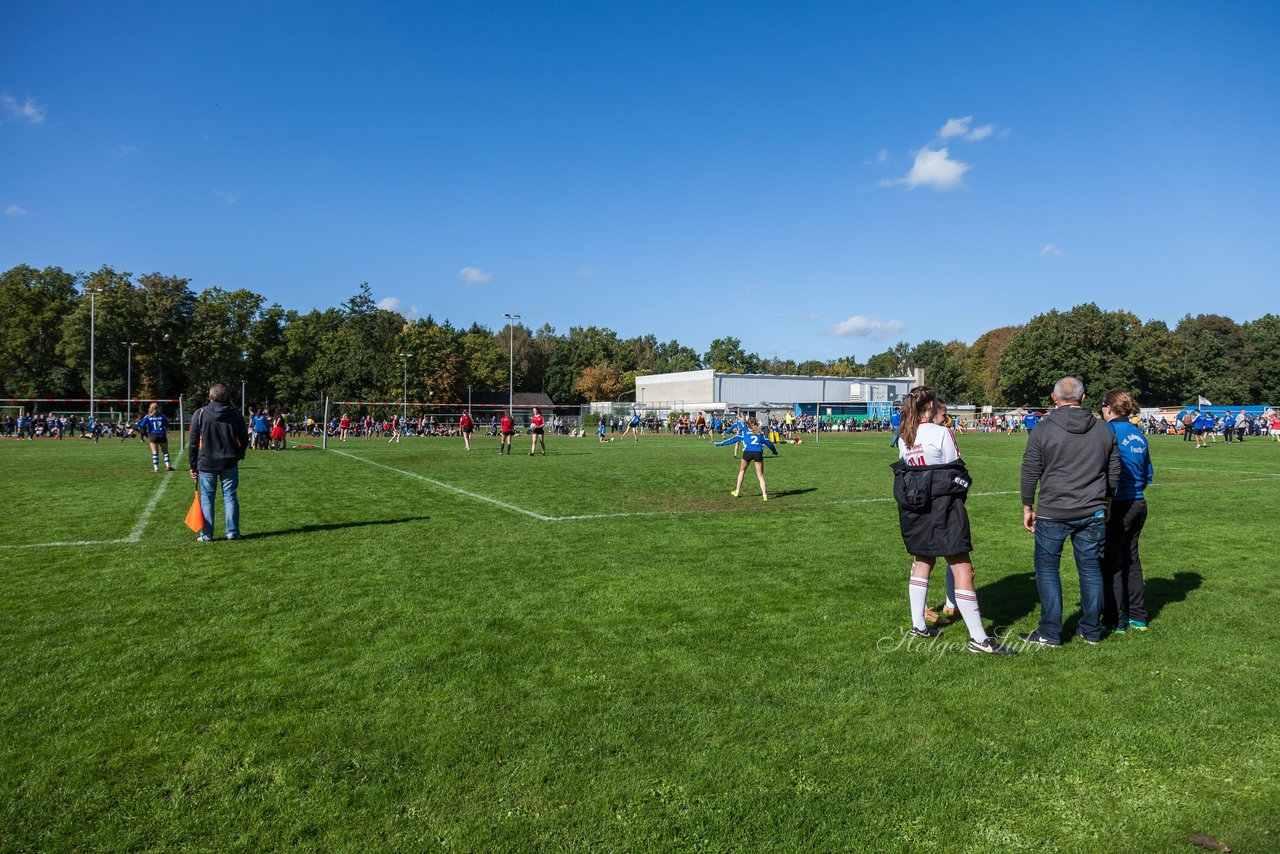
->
[715, 417, 777, 501]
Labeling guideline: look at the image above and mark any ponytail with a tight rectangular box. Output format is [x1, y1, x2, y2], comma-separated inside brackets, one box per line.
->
[899, 386, 937, 448]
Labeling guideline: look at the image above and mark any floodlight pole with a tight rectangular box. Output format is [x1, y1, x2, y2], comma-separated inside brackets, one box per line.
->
[503, 312, 520, 413]
[84, 288, 102, 422]
[122, 341, 138, 419]
[399, 353, 414, 420]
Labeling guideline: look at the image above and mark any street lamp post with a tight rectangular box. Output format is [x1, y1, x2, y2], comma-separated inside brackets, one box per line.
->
[399, 353, 415, 421]
[85, 288, 102, 422]
[122, 341, 138, 418]
[503, 313, 521, 413]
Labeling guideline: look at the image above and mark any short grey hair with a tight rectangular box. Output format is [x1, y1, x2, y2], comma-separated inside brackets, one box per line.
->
[1053, 376, 1085, 403]
[208, 382, 230, 403]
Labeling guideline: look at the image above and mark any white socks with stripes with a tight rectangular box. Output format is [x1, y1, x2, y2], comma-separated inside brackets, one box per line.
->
[954, 589, 988, 643]
[909, 574, 930, 631]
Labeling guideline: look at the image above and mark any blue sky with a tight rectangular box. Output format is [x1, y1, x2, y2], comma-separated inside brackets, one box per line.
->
[3, 1, 1278, 362]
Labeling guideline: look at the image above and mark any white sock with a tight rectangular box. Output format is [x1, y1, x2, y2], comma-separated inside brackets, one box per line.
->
[954, 589, 988, 642]
[945, 567, 957, 610]
[909, 575, 930, 630]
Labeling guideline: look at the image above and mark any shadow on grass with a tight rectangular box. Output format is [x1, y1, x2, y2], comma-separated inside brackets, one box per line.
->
[1058, 570, 1203, 637]
[243, 516, 430, 540]
[976, 571, 1038, 628]
[770, 487, 818, 499]
[1145, 571, 1203, 622]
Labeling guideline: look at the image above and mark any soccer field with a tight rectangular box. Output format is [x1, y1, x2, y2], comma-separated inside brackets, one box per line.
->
[2, 431, 1278, 851]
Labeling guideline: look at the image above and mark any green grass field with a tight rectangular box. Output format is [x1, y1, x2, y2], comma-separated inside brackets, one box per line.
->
[2, 430, 1278, 852]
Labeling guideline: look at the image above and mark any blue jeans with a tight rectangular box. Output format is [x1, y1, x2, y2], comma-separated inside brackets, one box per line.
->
[198, 467, 240, 539]
[1034, 514, 1106, 642]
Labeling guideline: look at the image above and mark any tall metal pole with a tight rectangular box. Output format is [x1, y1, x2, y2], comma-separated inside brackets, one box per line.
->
[503, 313, 520, 413]
[122, 341, 137, 419]
[86, 288, 101, 422]
[399, 353, 414, 420]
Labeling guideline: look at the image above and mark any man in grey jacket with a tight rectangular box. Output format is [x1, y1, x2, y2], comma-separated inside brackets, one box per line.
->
[188, 383, 248, 541]
[1018, 376, 1120, 646]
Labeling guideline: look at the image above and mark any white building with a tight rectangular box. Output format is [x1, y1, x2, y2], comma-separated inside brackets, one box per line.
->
[633, 369, 920, 418]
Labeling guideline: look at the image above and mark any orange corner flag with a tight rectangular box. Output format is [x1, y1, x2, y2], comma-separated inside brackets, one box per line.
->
[185, 491, 205, 533]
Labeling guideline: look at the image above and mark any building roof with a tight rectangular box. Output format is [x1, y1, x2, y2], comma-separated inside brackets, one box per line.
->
[637, 369, 915, 383]
[468, 391, 555, 408]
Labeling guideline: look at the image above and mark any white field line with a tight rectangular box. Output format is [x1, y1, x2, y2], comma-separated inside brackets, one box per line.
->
[331, 450, 553, 520]
[1159, 465, 1280, 478]
[332, 451, 1027, 521]
[332, 445, 1280, 525]
[0, 474, 172, 550]
[127, 471, 173, 540]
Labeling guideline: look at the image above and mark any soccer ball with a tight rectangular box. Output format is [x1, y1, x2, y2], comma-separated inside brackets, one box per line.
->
[610, 437, 615, 442]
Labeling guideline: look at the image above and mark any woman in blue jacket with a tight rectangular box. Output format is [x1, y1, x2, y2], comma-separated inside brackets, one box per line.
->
[1102, 390, 1155, 632]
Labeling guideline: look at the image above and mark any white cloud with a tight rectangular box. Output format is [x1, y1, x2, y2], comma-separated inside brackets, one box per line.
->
[800, 312, 820, 322]
[114, 144, 138, 156]
[1, 94, 46, 124]
[575, 266, 599, 279]
[459, 266, 493, 285]
[939, 116, 998, 142]
[1041, 244, 1064, 256]
[211, 189, 238, 205]
[939, 117, 972, 140]
[377, 297, 421, 317]
[881, 147, 971, 192]
[5, 204, 27, 216]
[877, 148, 891, 165]
[831, 315, 906, 338]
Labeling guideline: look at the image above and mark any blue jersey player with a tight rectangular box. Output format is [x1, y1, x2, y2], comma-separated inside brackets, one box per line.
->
[136, 403, 174, 472]
[621, 407, 642, 443]
[715, 417, 778, 501]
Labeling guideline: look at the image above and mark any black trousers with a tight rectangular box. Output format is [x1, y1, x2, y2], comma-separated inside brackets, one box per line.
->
[1103, 499, 1148, 625]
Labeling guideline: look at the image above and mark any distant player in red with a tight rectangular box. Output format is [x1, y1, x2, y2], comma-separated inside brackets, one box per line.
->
[499, 412, 515, 455]
[460, 411, 474, 450]
[529, 407, 547, 456]
[338, 413, 351, 441]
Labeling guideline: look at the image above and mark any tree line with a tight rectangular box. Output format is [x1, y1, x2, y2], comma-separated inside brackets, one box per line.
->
[2, 264, 1277, 409]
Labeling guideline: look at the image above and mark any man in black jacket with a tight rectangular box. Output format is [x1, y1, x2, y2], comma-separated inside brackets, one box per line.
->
[188, 383, 248, 541]
[1019, 376, 1120, 646]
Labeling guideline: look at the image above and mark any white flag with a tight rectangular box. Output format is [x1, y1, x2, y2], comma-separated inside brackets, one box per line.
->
[1198, 395, 1212, 407]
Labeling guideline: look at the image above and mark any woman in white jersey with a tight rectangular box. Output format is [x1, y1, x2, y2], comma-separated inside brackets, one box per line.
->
[893, 387, 1015, 655]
